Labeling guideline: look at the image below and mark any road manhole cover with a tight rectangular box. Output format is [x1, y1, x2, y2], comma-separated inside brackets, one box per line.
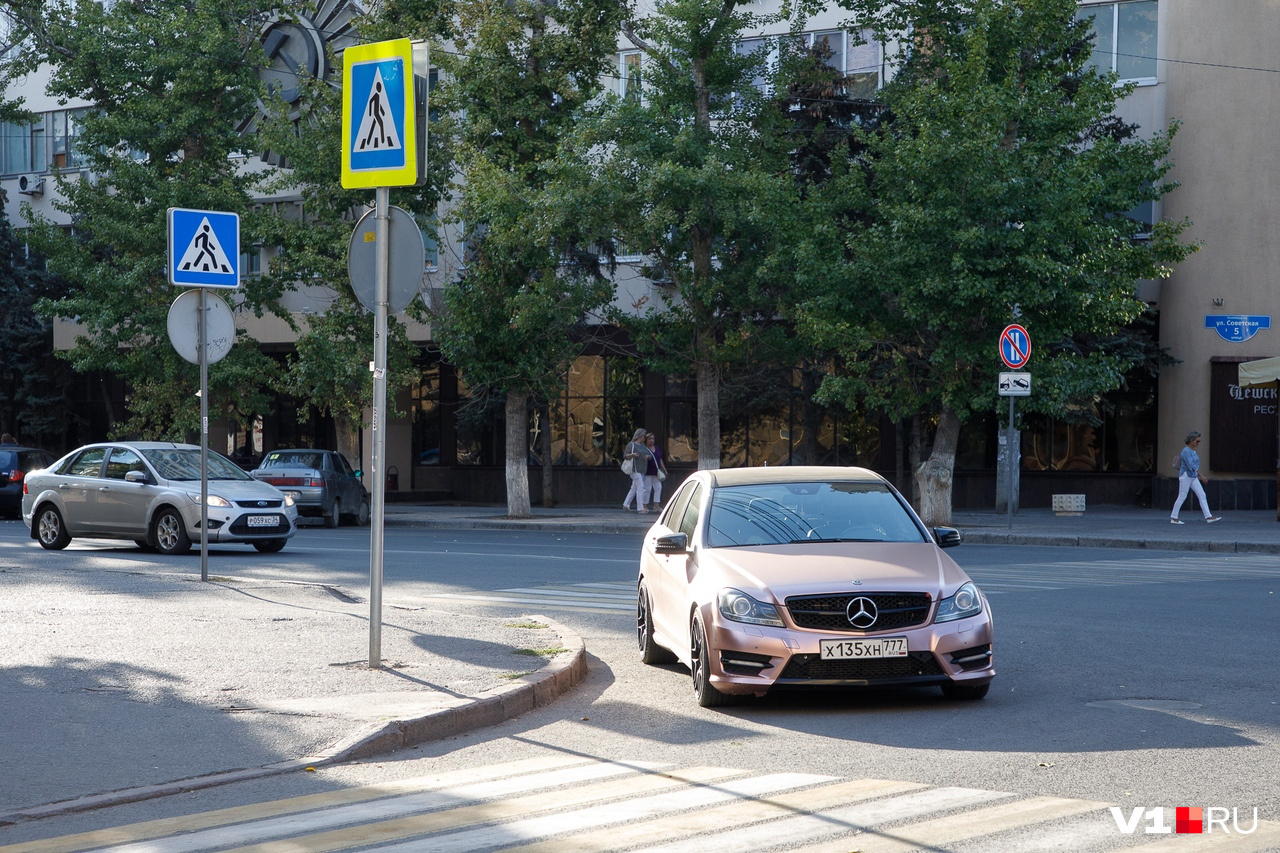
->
[1086, 699, 1203, 711]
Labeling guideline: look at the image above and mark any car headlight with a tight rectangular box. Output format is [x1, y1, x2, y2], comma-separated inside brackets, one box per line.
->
[717, 588, 784, 627]
[934, 581, 983, 623]
[194, 494, 233, 508]
[282, 493, 295, 507]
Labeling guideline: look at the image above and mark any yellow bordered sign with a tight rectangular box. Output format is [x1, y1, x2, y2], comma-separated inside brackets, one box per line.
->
[341, 39, 423, 188]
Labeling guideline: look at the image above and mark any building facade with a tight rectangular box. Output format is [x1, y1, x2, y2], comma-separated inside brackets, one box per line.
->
[2, 0, 1274, 509]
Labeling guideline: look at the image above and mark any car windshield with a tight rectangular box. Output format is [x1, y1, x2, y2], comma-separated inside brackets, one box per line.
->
[260, 451, 322, 469]
[141, 448, 252, 481]
[704, 481, 928, 547]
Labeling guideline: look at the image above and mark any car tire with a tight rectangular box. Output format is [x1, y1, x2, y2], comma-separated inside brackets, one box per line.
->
[691, 612, 736, 708]
[355, 498, 371, 526]
[325, 498, 340, 529]
[941, 682, 990, 701]
[153, 508, 192, 555]
[254, 539, 287, 553]
[638, 580, 677, 665]
[35, 505, 72, 550]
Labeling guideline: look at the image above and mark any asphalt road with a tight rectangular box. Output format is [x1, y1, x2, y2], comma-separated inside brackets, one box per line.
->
[2, 521, 1278, 850]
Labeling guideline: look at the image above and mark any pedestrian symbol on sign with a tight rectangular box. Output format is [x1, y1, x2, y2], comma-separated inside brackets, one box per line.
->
[177, 219, 233, 274]
[354, 69, 402, 153]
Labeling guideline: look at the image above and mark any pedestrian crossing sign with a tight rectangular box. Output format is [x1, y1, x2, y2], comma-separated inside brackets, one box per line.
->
[342, 38, 424, 189]
[167, 208, 239, 288]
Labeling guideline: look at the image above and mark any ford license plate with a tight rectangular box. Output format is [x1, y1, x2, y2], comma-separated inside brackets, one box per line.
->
[247, 515, 276, 528]
[819, 637, 908, 659]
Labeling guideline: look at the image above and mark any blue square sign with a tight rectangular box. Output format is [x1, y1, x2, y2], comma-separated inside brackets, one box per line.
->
[168, 208, 240, 288]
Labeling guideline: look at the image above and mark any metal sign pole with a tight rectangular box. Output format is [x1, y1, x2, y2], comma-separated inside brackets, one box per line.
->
[369, 186, 389, 668]
[1007, 397, 1015, 531]
[199, 287, 210, 581]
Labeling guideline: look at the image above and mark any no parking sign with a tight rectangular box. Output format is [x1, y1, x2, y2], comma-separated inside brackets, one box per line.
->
[999, 324, 1031, 370]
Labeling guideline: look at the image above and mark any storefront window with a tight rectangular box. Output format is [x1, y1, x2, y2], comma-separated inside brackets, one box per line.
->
[412, 362, 441, 465]
[564, 355, 605, 466]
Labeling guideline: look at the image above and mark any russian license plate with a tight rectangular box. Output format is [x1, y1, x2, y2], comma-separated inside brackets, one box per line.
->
[247, 515, 276, 528]
[819, 636, 908, 659]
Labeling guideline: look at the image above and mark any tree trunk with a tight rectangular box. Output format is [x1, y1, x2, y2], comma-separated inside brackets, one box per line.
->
[505, 388, 532, 518]
[915, 407, 961, 527]
[540, 399, 553, 508]
[335, 419, 360, 470]
[695, 353, 720, 470]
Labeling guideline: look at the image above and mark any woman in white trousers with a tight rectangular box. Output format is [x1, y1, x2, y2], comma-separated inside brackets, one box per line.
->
[622, 428, 652, 512]
[1170, 431, 1221, 524]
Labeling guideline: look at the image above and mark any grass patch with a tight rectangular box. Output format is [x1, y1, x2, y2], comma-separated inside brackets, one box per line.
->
[502, 671, 536, 680]
[513, 647, 570, 657]
[506, 620, 550, 629]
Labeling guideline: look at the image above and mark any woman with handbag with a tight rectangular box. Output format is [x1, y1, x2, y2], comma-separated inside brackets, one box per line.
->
[642, 432, 669, 511]
[621, 428, 653, 513]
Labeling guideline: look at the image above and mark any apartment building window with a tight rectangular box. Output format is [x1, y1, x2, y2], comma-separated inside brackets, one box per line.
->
[847, 28, 882, 99]
[1075, 1, 1158, 82]
[807, 30, 845, 73]
[619, 51, 642, 100]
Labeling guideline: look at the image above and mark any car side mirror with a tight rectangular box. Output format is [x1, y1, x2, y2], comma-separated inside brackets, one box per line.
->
[933, 527, 962, 548]
[124, 470, 149, 484]
[653, 532, 688, 554]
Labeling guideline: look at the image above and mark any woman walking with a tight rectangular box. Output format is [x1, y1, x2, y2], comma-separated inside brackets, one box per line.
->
[642, 432, 669, 511]
[1171, 431, 1221, 524]
[622, 428, 653, 513]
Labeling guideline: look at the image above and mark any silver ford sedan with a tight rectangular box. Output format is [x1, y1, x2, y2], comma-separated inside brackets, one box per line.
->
[22, 442, 298, 555]
[637, 466, 994, 707]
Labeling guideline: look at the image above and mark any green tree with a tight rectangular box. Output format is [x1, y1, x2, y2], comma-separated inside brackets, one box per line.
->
[253, 56, 441, 465]
[3, 0, 284, 441]
[584, 0, 804, 470]
[422, 0, 624, 516]
[799, 0, 1195, 524]
[0, 190, 76, 446]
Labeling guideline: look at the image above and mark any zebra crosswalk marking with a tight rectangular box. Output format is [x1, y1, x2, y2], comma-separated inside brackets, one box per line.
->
[10, 758, 1280, 853]
[224, 766, 741, 853]
[0, 756, 590, 853]
[499, 778, 928, 853]
[367, 772, 838, 853]
[631, 786, 1014, 853]
[791, 794, 1108, 853]
[99, 761, 684, 853]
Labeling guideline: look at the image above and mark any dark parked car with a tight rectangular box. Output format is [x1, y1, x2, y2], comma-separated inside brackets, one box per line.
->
[0, 445, 56, 519]
[250, 449, 370, 528]
[22, 441, 298, 554]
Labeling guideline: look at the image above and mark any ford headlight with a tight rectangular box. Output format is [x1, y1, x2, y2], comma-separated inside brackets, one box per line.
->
[717, 588, 784, 627]
[934, 582, 983, 623]
[282, 493, 295, 507]
[195, 494, 232, 508]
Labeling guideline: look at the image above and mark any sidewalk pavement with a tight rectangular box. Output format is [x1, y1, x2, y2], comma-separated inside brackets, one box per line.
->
[384, 501, 1280, 554]
[6, 501, 1278, 826]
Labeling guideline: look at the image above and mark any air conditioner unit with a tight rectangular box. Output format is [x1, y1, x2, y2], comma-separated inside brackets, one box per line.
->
[17, 174, 44, 196]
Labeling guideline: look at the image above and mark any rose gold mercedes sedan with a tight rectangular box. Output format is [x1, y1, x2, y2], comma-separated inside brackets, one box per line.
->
[637, 467, 994, 707]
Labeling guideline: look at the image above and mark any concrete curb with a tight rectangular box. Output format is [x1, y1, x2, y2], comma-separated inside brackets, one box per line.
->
[960, 531, 1280, 554]
[0, 616, 587, 825]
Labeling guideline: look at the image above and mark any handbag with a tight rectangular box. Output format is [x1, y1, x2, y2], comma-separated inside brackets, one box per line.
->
[621, 458, 634, 475]
[657, 470, 666, 481]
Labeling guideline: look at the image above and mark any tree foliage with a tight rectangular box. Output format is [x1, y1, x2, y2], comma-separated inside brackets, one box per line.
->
[797, 0, 1195, 523]
[0, 190, 76, 445]
[3, 0, 284, 440]
[580, 0, 807, 470]
[417, 0, 625, 515]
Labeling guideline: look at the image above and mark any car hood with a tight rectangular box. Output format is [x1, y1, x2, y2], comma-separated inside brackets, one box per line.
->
[699, 542, 970, 600]
[177, 479, 287, 501]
